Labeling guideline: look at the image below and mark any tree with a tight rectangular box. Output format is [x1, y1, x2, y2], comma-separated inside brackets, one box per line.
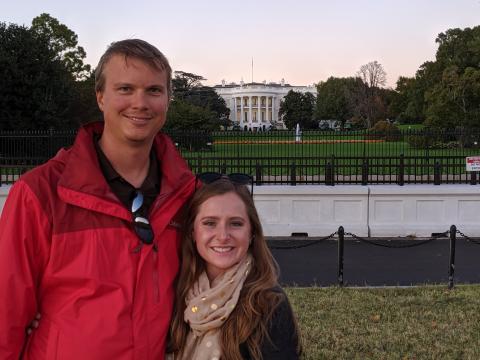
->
[279, 90, 316, 130]
[354, 61, 388, 128]
[423, 26, 480, 129]
[166, 100, 219, 131]
[31, 13, 91, 79]
[0, 22, 77, 130]
[390, 76, 424, 124]
[315, 77, 360, 127]
[172, 71, 205, 98]
[170, 71, 230, 129]
[425, 65, 480, 130]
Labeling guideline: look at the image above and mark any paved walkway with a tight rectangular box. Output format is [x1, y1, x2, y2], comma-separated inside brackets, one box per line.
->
[268, 237, 480, 287]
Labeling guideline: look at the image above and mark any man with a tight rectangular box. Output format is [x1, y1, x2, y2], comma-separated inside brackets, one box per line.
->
[0, 39, 195, 359]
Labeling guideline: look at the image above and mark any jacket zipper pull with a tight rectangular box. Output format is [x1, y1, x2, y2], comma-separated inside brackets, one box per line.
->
[131, 243, 143, 253]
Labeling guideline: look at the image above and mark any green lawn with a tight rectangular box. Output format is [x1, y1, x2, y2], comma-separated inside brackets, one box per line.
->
[286, 285, 480, 359]
[181, 140, 477, 177]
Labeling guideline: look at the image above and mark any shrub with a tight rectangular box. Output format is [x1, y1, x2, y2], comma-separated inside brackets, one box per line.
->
[367, 120, 402, 142]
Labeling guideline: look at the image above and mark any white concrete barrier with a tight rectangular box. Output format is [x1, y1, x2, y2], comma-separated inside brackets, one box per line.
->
[368, 185, 480, 237]
[0, 185, 11, 215]
[254, 185, 369, 237]
[1, 183, 479, 237]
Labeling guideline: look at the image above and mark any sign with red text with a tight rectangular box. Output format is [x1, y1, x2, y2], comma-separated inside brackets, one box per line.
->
[466, 156, 480, 171]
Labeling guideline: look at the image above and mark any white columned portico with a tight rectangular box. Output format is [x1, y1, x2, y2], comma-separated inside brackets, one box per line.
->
[214, 80, 316, 130]
[249, 96, 252, 126]
[271, 97, 275, 123]
[240, 97, 244, 126]
[266, 97, 270, 123]
[257, 96, 261, 124]
[233, 97, 237, 122]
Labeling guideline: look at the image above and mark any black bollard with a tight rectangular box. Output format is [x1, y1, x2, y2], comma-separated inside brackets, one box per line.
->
[338, 226, 344, 287]
[448, 225, 457, 289]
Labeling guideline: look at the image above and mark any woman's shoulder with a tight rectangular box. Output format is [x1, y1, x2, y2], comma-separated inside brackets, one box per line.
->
[262, 287, 300, 359]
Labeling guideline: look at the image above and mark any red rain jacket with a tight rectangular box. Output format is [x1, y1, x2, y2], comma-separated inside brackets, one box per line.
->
[0, 122, 195, 359]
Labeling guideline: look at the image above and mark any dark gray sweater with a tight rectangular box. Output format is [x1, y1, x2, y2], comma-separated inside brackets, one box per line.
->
[239, 288, 300, 360]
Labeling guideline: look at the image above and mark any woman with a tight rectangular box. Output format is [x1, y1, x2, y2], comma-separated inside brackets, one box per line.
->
[168, 177, 301, 360]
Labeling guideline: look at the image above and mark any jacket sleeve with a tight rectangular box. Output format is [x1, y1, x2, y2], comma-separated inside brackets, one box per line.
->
[0, 181, 51, 359]
[260, 293, 301, 360]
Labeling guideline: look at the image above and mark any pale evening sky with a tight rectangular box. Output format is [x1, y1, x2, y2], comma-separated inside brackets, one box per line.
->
[1, 0, 479, 88]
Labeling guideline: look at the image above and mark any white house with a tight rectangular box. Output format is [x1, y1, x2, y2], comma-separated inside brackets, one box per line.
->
[214, 79, 316, 130]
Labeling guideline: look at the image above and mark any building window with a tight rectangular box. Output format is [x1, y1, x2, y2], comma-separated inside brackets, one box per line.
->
[244, 112, 248, 122]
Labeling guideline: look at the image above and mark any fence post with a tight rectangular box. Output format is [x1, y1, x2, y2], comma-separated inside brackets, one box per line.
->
[398, 154, 404, 186]
[361, 159, 368, 186]
[290, 162, 296, 186]
[470, 171, 477, 186]
[220, 162, 227, 174]
[325, 160, 334, 186]
[255, 162, 262, 186]
[434, 161, 441, 185]
[448, 224, 457, 290]
[338, 226, 344, 287]
[197, 156, 202, 174]
[325, 162, 332, 186]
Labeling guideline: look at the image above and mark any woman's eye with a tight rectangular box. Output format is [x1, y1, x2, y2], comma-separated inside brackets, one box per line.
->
[231, 221, 244, 227]
[202, 221, 215, 227]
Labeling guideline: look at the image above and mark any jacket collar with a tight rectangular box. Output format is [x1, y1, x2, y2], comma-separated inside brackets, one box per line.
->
[56, 122, 195, 220]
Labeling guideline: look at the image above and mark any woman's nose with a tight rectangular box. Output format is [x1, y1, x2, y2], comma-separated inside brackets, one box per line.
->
[217, 225, 230, 241]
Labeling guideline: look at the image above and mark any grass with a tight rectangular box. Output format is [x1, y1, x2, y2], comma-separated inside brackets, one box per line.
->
[286, 285, 480, 359]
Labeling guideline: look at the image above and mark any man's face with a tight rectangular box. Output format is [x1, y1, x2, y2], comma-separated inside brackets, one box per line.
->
[96, 54, 169, 148]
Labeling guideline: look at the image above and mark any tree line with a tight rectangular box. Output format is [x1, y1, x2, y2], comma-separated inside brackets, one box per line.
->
[0, 14, 230, 131]
[281, 25, 480, 131]
[1, 14, 479, 132]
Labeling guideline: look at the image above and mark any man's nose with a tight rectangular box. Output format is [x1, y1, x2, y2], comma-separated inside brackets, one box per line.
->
[132, 91, 148, 109]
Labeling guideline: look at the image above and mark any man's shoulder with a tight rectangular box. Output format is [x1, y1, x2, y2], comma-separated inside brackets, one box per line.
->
[19, 148, 71, 194]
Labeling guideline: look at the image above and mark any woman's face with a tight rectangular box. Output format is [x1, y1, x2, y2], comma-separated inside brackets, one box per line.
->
[193, 192, 252, 282]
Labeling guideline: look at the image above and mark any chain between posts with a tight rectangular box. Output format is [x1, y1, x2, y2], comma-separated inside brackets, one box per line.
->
[344, 232, 445, 248]
[456, 229, 480, 245]
[268, 232, 337, 250]
[269, 227, 479, 250]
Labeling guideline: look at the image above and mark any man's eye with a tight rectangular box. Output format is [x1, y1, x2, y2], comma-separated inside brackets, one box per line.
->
[118, 86, 131, 93]
[149, 87, 163, 94]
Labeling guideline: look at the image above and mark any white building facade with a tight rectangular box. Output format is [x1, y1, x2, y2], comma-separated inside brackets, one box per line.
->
[214, 79, 316, 130]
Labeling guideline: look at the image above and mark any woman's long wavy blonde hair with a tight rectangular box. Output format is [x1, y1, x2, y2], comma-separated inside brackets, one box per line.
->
[169, 178, 299, 359]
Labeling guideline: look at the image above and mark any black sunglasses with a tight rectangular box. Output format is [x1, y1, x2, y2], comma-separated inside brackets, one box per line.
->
[195, 172, 254, 195]
[131, 191, 154, 245]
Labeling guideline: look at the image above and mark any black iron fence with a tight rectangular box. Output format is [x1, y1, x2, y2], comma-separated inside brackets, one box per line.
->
[1, 128, 479, 185]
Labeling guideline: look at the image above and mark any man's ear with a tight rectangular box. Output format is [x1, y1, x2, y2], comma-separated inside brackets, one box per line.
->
[96, 91, 104, 112]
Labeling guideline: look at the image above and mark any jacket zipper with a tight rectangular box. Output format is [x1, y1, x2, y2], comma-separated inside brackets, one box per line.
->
[153, 244, 160, 303]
